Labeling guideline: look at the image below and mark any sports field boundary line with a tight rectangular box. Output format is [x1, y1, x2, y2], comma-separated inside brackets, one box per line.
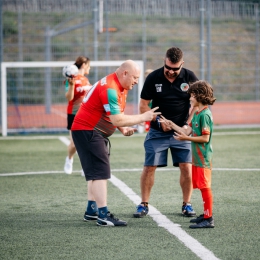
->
[0, 130, 260, 140]
[1, 167, 260, 177]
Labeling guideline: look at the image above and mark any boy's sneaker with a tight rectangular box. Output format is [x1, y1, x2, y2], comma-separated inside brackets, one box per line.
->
[64, 156, 73, 174]
[133, 204, 149, 218]
[182, 203, 196, 217]
[83, 212, 98, 221]
[96, 212, 127, 227]
[189, 218, 214, 229]
[190, 214, 204, 223]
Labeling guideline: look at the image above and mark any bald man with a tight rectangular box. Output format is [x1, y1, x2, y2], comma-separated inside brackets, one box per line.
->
[71, 60, 161, 227]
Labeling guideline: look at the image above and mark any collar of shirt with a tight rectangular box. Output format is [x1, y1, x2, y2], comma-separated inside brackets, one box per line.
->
[195, 106, 208, 115]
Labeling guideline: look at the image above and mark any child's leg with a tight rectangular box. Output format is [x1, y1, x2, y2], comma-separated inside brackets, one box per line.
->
[200, 187, 213, 218]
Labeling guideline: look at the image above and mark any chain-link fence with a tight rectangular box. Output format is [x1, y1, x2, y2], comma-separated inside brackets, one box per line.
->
[1, 0, 260, 134]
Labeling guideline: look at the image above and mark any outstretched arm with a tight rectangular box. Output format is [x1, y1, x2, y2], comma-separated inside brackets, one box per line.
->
[109, 107, 161, 127]
[174, 131, 210, 143]
[159, 115, 192, 135]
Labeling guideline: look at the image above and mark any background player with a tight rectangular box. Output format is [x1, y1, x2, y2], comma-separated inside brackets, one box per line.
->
[64, 56, 92, 175]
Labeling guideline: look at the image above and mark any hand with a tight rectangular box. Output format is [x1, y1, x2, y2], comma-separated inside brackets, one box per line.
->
[120, 127, 137, 137]
[68, 77, 75, 87]
[160, 121, 172, 132]
[158, 115, 173, 132]
[142, 107, 161, 122]
[173, 131, 188, 141]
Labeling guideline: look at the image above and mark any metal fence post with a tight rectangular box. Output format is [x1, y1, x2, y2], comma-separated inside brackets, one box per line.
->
[256, 3, 259, 101]
[206, 0, 212, 84]
[200, 0, 205, 80]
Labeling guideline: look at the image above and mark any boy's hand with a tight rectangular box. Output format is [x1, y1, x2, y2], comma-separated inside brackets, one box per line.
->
[158, 115, 172, 132]
[173, 131, 188, 141]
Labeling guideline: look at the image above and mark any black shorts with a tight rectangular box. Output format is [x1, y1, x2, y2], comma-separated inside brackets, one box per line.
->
[67, 114, 75, 130]
[72, 130, 110, 181]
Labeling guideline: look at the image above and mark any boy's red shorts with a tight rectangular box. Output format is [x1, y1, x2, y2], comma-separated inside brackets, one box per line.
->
[192, 165, 212, 189]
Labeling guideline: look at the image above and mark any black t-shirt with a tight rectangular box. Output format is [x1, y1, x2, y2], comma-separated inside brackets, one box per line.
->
[141, 67, 198, 132]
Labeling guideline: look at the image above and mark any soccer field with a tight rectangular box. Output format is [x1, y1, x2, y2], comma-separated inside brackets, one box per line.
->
[0, 129, 260, 260]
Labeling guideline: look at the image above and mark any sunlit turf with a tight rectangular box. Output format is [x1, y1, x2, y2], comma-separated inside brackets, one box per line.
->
[0, 129, 260, 259]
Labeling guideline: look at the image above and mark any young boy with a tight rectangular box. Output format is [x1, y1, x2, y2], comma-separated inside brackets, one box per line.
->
[160, 80, 216, 228]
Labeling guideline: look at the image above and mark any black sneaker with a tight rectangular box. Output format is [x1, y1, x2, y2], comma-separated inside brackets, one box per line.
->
[83, 212, 98, 221]
[133, 204, 149, 218]
[190, 214, 204, 223]
[96, 212, 127, 227]
[189, 218, 214, 229]
[182, 203, 196, 217]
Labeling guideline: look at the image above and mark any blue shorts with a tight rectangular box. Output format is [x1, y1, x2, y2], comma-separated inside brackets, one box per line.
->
[144, 128, 191, 167]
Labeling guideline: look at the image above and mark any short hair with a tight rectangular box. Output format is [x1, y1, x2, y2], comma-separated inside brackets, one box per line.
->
[165, 47, 183, 63]
[188, 80, 216, 105]
[74, 56, 90, 69]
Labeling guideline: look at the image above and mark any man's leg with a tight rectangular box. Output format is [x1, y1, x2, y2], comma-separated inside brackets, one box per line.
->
[179, 162, 196, 217]
[133, 166, 156, 218]
[84, 180, 98, 221]
[179, 162, 192, 203]
[141, 166, 157, 202]
[91, 179, 107, 208]
[91, 179, 127, 227]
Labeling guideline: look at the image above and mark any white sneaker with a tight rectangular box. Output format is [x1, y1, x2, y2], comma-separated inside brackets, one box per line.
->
[64, 156, 73, 174]
[81, 169, 85, 177]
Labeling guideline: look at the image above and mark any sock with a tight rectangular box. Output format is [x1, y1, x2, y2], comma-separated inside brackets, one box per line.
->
[86, 200, 98, 214]
[98, 206, 108, 218]
[201, 188, 213, 219]
[141, 202, 149, 207]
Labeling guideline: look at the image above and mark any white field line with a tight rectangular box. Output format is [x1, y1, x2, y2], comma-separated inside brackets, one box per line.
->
[0, 130, 260, 140]
[58, 136, 70, 146]
[1, 167, 260, 177]
[0, 171, 65, 176]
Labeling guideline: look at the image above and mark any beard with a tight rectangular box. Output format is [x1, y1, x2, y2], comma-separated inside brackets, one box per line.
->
[165, 71, 177, 79]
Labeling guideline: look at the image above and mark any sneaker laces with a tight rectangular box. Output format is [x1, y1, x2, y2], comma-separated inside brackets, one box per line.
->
[136, 204, 146, 211]
[107, 212, 119, 221]
[183, 204, 193, 212]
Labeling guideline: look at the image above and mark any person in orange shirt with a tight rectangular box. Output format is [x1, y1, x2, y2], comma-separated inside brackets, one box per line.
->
[71, 60, 160, 226]
[63, 56, 92, 175]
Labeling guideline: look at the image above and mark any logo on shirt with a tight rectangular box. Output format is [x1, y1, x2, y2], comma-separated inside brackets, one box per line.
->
[155, 84, 162, 92]
[180, 83, 189, 92]
[103, 104, 110, 112]
[101, 77, 107, 86]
